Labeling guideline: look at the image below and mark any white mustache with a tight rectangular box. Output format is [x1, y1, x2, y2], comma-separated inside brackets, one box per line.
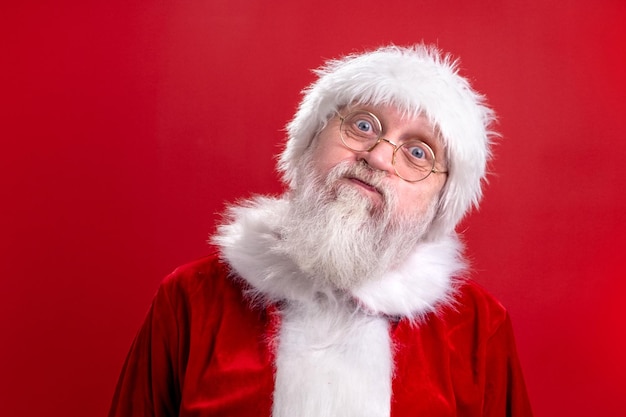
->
[326, 161, 394, 205]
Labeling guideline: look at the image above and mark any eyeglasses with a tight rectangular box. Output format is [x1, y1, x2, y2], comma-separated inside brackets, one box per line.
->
[338, 110, 448, 182]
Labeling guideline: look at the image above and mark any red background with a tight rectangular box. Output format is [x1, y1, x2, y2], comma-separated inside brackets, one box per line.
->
[2, 1, 625, 416]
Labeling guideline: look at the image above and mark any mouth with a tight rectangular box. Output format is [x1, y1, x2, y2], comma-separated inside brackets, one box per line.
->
[345, 175, 382, 196]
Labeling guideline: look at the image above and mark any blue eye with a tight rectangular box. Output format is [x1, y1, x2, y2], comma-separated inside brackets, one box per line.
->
[408, 146, 426, 159]
[355, 120, 372, 132]
[342, 111, 380, 142]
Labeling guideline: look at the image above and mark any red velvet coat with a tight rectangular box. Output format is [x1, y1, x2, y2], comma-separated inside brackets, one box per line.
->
[109, 254, 532, 417]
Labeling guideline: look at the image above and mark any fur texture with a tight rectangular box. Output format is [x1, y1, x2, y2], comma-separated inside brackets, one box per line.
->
[213, 196, 467, 416]
[272, 298, 393, 417]
[213, 196, 465, 317]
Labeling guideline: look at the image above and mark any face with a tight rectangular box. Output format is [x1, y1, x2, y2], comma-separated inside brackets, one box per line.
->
[279, 104, 448, 290]
[308, 103, 448, 222]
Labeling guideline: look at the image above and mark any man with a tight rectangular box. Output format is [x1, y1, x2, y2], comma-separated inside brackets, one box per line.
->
[109, 44, 532, 416]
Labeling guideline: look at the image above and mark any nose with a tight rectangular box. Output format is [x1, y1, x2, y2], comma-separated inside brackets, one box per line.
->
[359, 138, 397, 174]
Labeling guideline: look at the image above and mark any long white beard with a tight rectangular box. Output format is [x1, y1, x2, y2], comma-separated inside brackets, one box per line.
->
[276, 157, 438, 291]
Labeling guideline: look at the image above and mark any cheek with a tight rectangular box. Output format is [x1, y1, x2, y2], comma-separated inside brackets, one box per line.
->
[394, 183, 443, 216]
[310, 137, 356, 173]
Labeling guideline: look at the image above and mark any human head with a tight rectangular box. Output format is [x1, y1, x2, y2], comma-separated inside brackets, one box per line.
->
[278, 44, 496, 238]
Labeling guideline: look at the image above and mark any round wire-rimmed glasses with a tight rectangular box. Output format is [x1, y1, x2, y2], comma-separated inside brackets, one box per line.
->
[338, 110, 448, 182]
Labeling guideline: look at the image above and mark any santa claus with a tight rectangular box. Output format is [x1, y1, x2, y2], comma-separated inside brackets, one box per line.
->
[109, 44, 532, 417]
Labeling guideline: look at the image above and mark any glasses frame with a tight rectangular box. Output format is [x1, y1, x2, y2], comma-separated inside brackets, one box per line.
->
[338, 110, 448, 183]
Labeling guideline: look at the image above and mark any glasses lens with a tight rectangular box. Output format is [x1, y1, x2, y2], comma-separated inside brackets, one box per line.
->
[395, 141, 436, 182]
[340, 111, 381, 151]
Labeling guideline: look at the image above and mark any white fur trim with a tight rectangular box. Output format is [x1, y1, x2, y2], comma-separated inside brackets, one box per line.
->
[213, 196, 467, 416]
[272, 300, 392, 417]
[213, 197, 334, 305]
[351, 235, 464, 320]
[212, 196, 464, 319]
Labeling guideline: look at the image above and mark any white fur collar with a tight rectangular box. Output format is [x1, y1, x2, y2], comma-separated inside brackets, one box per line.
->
[213, 196, 466, 320]
[213, 196, 466, 416]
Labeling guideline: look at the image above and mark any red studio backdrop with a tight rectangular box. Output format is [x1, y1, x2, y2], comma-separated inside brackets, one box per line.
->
[1, 1, 625, 416]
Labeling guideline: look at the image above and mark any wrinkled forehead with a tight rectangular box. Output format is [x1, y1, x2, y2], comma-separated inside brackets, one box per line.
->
[330, 95, 443, 130]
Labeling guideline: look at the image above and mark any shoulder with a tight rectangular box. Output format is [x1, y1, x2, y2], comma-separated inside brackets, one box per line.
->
[451, 279, 507, 317]
[163, 252, 230, 288]
[438, 278, 511, 341]
[156, 252, 246, 311]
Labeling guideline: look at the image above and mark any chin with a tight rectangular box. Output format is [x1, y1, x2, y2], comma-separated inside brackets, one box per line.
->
[333, 180, 389, 220]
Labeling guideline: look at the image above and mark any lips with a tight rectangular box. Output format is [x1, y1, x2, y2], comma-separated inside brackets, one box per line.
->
[346, 176, 382, 195]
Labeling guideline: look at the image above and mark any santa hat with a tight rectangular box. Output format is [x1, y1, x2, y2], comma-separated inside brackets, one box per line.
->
[277, 44, 497, 237]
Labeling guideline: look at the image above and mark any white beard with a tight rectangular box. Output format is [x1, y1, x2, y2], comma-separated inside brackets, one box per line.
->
[276, 156, 438, 291]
